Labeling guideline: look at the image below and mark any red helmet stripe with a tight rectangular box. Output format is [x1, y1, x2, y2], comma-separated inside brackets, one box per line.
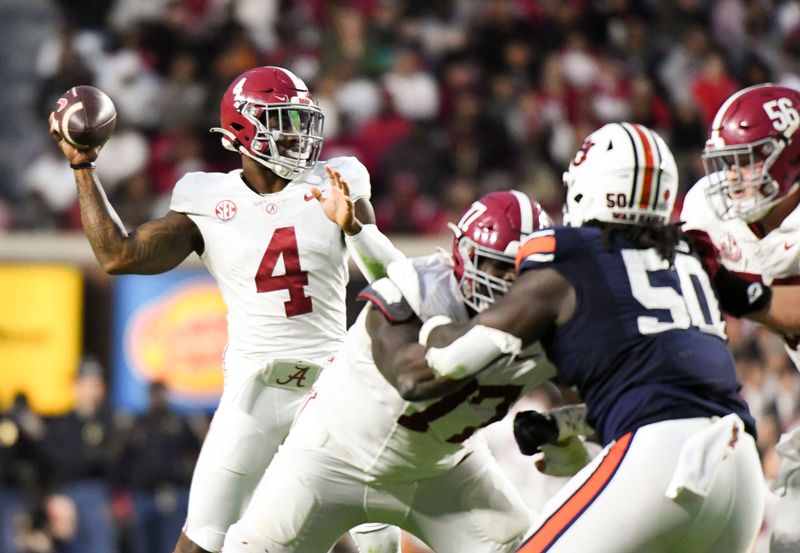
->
[646, 126, 664, 211]
[632, 124, 656, 209]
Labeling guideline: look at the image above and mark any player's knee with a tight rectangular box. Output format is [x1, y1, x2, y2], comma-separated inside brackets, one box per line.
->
[180, 526, 227, 553]
[223, 521, 271, 553]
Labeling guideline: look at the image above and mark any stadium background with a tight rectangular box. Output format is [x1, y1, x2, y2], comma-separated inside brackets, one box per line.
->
[0, 0, 798, 552]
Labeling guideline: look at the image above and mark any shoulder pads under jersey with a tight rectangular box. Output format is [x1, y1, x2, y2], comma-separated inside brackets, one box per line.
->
[358, 277, 414, 323]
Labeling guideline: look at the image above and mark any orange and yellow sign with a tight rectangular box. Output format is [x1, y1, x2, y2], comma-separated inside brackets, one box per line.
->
[0, 265, 83, 415]
[113, 272, 226, 412]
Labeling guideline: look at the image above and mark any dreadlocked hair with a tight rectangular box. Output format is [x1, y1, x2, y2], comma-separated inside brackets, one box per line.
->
[586, 220, 683, 262]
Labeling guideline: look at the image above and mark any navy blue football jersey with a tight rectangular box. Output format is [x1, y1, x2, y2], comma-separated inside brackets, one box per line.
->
[516, 225, 756, 444]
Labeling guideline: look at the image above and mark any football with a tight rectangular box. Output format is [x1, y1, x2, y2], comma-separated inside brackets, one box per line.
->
[51, 85, 117, 150]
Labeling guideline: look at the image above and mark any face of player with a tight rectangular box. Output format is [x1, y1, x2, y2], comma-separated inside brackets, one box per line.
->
[725, 157, 765, 200]
[477, 258, 517, 283]
[266, 109, 320, 161]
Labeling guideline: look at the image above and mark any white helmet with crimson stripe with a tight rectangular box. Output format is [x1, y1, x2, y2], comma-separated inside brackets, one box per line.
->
[562, 122, 678, 227]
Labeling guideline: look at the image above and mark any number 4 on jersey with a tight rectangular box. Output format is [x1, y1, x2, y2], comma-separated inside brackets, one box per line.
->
[255, 227, 313, 317]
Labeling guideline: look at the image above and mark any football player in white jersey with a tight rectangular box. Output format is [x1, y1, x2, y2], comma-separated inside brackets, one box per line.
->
[49, 66, 404, 553]
[221, 190, 558, 553]
[414, 123, 765, 553]
[681, 83, 800, 553]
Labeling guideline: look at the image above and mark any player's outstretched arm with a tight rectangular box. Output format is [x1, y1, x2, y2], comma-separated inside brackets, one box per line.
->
[748, 285, 800, 336]
[365, 304, 474, 401]
[311, 165, 405, 282]
[51, 126, 202, 275]
[422, 268, 574, 378]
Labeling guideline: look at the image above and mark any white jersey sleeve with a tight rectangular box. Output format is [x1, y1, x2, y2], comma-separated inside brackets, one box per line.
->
[324, 156, 371, 202]
[169, 171, 212, 215]
[386, 254, 470, 323]
[313, 254, 555, 480]
[680, 176, 716, 233]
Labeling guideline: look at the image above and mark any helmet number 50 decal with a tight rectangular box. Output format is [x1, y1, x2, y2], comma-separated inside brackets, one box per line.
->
[255, 226, 313, 317]
[763, 98, 800, 136]
[621, 249, 726, 338]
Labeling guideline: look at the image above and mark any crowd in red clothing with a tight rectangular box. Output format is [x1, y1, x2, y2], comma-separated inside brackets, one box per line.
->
[8, 0, 800, 237]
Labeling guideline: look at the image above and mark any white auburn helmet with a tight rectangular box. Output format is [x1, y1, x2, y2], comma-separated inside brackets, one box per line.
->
[562, 122, 679, 227]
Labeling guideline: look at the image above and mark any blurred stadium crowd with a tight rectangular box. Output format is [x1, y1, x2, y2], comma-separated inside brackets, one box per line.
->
[1, 0, 800, 552]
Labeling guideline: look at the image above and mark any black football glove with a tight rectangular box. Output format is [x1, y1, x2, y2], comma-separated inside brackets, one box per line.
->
[513, 410, 560, 456]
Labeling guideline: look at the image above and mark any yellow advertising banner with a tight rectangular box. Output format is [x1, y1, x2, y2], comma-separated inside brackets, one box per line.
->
[0, 265, 82, 415]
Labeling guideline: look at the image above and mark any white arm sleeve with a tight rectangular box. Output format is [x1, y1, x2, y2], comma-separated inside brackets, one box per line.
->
[680, 176, 715, 232]
[424, 325, 522, 380]
[346, 224, 406, 282]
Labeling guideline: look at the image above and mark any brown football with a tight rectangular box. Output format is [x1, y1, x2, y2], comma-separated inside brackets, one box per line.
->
[51, 85, 117, 149]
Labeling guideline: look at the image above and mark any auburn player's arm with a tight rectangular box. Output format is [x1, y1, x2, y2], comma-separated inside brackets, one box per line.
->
[76, 168, 202, 274]
[365, 304, 476, 401]
[422, 268, 575, 379]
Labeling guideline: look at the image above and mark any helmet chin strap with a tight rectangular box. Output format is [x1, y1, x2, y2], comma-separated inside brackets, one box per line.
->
[210, 126, 308, 180]
[235, 140, 304, 180]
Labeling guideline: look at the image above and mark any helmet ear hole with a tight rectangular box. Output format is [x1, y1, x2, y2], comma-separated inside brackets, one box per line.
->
[574, 193, 583, 203]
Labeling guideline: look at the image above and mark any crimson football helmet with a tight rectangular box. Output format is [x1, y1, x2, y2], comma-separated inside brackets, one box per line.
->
[562, 122, 678, 227]
[211, 66, 324, 179]
[702, 83, 800, 222]
[451, 190, 552, 312]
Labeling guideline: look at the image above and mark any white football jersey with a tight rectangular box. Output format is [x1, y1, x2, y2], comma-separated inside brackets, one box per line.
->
[682, 175, 800, 366]
[313, 253, 556, 480]
[169, 156, 370, 364]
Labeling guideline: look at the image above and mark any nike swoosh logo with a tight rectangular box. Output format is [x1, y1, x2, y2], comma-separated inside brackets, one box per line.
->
[304, 192, 315, 201]
[57, 98, 68, 112]
[784, 242, 796, 250]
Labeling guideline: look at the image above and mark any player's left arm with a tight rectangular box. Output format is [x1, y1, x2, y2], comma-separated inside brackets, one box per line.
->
[421, 267, 575, 379]
[311, 165, 405, 282]
[365, 304, 476, 401]
[747, 284, 800, 335]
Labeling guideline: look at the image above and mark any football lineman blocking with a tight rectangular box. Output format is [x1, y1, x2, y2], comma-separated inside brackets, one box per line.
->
[222, 190, 559, 553]
[420, 123, 765, 553]
[681, 83, 800, 553]
[49, 66, 404, 553]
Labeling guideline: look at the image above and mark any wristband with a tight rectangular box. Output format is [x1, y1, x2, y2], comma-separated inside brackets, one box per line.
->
[713, 266, 772, 317]
[70, 161, 96, 170]
[418, 315, 453, 346]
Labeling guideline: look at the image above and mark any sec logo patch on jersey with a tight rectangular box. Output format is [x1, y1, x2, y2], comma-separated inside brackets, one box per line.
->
[215, 200, 237, 221]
